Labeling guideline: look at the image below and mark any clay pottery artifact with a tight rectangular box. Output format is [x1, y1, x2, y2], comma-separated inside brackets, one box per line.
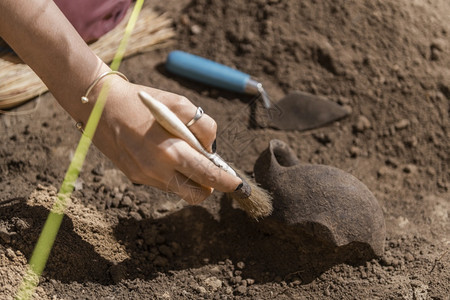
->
[254, 139, 385, 256]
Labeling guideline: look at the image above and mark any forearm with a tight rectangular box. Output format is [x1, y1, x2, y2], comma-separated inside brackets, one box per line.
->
[0, 0, 110, 122]
[0, 0, 243, 201]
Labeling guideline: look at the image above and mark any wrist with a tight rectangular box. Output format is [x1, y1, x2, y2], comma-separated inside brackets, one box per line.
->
[74, 68, 132, 137]
[70, 65, 129, 124]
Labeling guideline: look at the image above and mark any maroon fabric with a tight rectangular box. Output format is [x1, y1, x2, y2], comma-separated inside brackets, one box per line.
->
[54, 0, 132, 43]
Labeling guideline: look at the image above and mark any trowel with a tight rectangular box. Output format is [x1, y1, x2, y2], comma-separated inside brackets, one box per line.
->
[165, 51, 349, 131]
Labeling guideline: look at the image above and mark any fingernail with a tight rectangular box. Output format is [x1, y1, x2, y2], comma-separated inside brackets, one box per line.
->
[212, 139, 217, 153]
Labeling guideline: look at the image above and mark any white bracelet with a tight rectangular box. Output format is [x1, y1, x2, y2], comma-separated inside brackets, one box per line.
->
[81, 71, 128, 104]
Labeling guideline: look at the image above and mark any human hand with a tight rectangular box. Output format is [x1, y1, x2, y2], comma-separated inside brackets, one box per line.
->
[0, 0, 240, 204]
[85, 76, 241, 204]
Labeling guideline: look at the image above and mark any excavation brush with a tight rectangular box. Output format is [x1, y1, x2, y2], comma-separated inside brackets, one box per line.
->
[138, 91, 273, 219]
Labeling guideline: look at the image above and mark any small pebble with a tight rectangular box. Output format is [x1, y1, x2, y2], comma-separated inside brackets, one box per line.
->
[129, 211, 142, 222]
[105, 198, 113, 209]
[121, 195, 133, 207]
[381, 256, 393, 266]
[404, 136, 418, 148]
[6, 248, 15, 259]
[225, 286, 233, 294]
[354, 115, 371, 132]
[196, 286, 207, 294]
[431, 48, 440, 61]
[180, 14, 190, 26]
[431, 38, 446, 51]
[235, 285, 247, 295]
[236, 261, 245, 269]
[204, 277, 223, 291]
[338, 96, 351, 104]
[190, 25, 202, 35]
[404, 252, 414, 262]
[403, 164, 418, 174]
[313, 133, 332, 145]
[342, 104, 353, 114]
[377, 166, 391, 177]
[385, 157, 399, 168]
[395, 119, 410, 130]
[0, 227, 11, 243]
[111, 197, 120, 208]
[291, 280, 301, 286]
[119, 184, 127, 193]
[74, 179, 84, 191]
[349, 146, 361, 157]
[231, 276, 242, 285]
[391, 258, 401, 267]
[91, 164, 104, 176]
[138, 204, 151, 219]
[426, 167, 436, 176]
[410, 279, 424, 288]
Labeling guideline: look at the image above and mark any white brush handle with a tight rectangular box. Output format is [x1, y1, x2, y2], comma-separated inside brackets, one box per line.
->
[138, 91, 237, 177]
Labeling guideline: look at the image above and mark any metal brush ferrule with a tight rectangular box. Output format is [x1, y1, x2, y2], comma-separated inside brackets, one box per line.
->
[245, 78, 272, 109]
[244, 78, 260, 95]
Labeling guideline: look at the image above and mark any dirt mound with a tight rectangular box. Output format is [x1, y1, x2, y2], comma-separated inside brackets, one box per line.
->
[1, 0, 449, 298]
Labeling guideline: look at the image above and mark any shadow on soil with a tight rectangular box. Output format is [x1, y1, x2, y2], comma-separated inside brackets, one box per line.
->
[1, 196, 374, 285]
[113, 196, 375, 284]
[0, 198, 112, 285]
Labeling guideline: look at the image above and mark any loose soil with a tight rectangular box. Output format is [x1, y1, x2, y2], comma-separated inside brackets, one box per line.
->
[1, 0, 449, 299]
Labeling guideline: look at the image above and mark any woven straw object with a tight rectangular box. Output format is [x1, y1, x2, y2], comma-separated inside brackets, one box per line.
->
[0, 6, 174, 109]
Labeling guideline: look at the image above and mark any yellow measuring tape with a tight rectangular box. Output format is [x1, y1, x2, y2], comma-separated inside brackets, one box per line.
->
[16, 1, 144, 298]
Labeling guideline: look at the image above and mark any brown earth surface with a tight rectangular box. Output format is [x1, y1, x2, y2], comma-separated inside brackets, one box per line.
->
[1, 0, 449, 299]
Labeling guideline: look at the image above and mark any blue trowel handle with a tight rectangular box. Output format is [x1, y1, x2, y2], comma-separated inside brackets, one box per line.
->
[166, 50, 251, 94]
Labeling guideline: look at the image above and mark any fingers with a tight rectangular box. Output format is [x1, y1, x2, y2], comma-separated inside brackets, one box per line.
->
[120, 129, 237, 204]
[143, 88, 217, 152]
[184, 109, 217, 153]
[165, 172, 213, 204]
[171, 101, 217, 153]
[174, 142, 242, 193]
[130, 87, 238, 204]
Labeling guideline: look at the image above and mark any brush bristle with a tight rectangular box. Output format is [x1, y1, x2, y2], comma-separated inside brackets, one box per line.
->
[230, 171, 273, 220]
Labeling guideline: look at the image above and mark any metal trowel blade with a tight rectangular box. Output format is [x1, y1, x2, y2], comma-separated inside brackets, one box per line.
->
[269, 91, 349, 131]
